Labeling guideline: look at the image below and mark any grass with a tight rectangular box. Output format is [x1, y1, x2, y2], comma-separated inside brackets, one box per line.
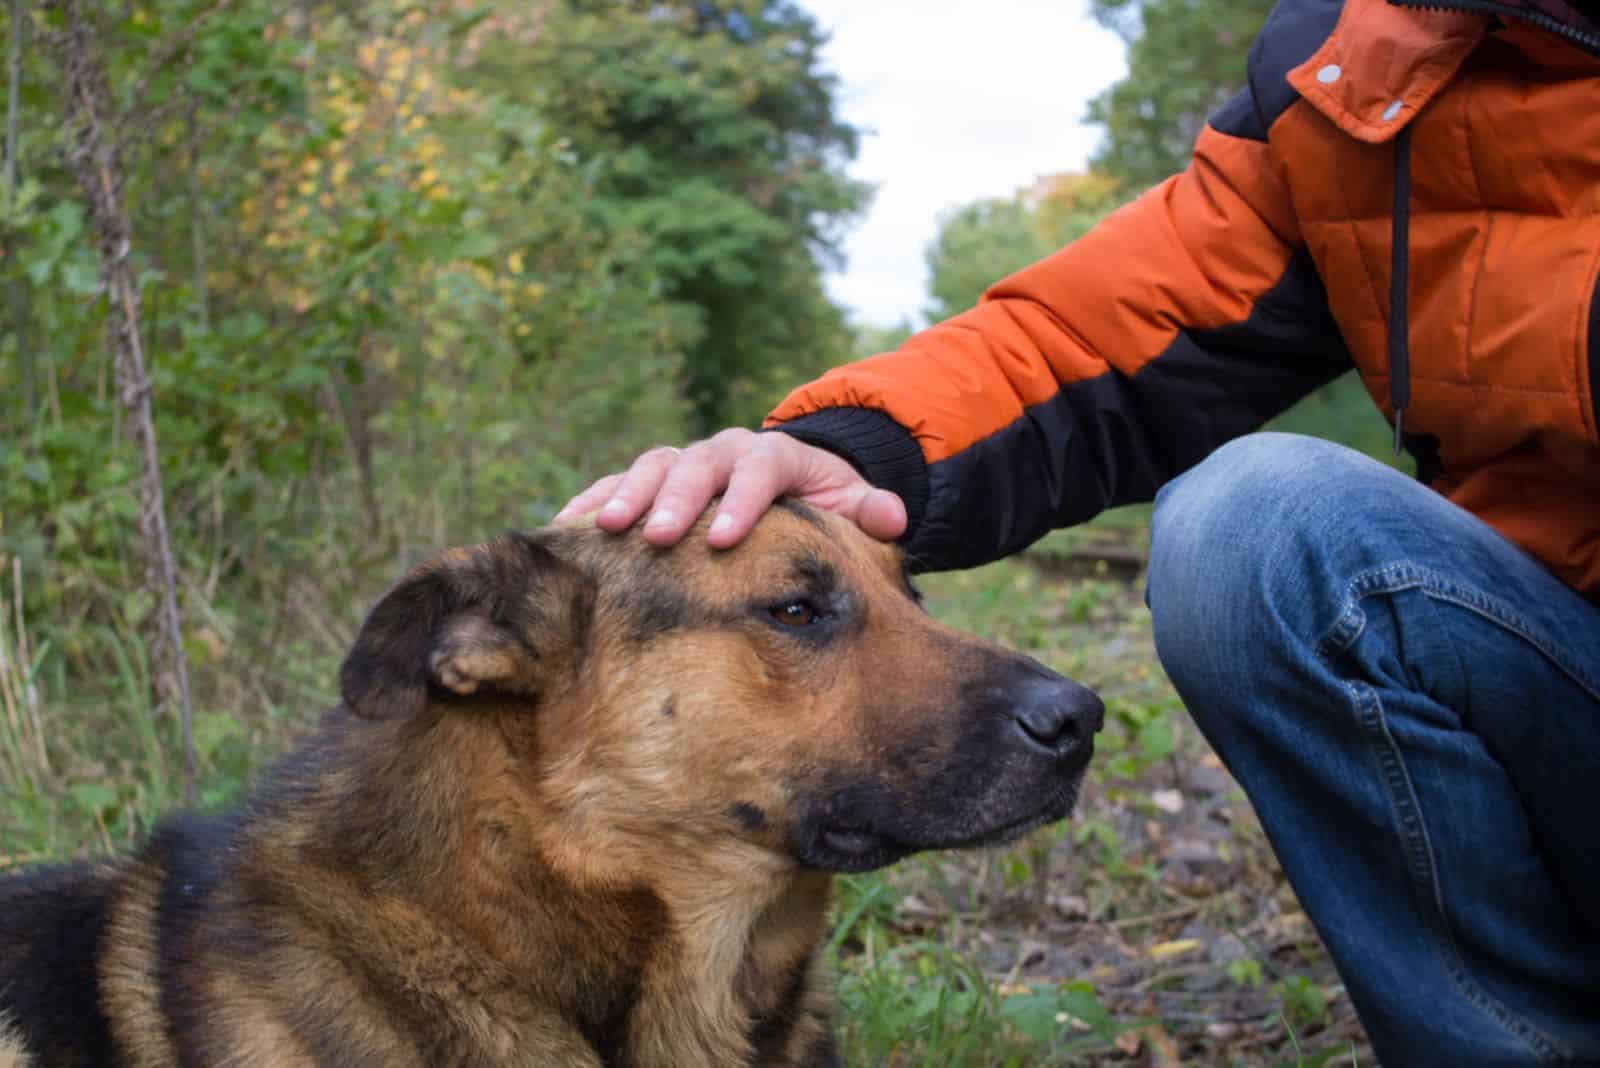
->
[0, 542, 1373, 1065]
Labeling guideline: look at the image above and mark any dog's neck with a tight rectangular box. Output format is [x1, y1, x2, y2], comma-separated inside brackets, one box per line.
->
[627, 866, 834, 1066]
[257, 708, 835, 1066]
[519, 732, 838, 1066]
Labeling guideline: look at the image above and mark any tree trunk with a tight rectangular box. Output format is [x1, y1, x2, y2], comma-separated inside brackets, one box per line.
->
[53, 0, 196, 802]
[187, 99, 208, 329]
[326, 370, 384, 543]
[3, 0, 18, 198]
[6, 0, 33, 422]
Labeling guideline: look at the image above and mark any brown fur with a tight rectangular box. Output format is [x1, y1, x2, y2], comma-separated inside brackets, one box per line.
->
[0, 505, 1100, 1066]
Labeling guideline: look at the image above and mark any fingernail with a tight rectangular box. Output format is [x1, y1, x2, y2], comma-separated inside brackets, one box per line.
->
[600, 499, 627, 518]
[646, 509, 675, 529]
[709, 514, 734, 536]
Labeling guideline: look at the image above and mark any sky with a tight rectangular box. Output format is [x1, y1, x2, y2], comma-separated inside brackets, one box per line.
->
[800, 1, 1127, 329]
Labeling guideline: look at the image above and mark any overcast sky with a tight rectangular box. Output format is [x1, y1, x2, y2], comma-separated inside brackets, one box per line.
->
[800, 1, 1127, 328]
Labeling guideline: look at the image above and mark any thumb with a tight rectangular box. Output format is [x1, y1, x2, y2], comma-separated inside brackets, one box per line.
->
[849, 487, 908, 543]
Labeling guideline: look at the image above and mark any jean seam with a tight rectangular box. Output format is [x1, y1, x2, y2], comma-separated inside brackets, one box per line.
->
[1342, 674, 1566, 1061]
[1316, 562, 1600, 705]
[1320, 571, 1575, 1060]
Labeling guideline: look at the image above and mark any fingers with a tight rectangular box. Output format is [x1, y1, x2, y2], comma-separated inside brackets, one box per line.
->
[554, 473, 624, 524]
[708, 436, 798, 548]
[581, 446, 683, 534]
[556, 430, 909, 550]
[641, 431, 751, 546]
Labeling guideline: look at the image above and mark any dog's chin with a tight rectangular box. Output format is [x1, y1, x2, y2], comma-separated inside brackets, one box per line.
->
[793, 782, 1082, 874]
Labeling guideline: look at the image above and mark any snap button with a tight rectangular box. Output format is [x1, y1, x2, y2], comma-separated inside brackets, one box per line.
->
[1316, 64, 1342, 84]
[1382, 99, 1404, 121]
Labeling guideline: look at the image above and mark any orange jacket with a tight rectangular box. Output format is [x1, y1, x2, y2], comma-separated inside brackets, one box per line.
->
[768, 0, 1600, 597]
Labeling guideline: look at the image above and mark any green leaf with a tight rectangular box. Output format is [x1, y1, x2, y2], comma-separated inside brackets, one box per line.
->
[1136, 715, 1175, 763]
[68, 782, 120, 819]
[62, 258, 102, 295]
[998, 988, 1061, 1044]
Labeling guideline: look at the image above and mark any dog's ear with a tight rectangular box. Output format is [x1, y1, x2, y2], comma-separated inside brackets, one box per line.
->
[339, 533, 593, 720]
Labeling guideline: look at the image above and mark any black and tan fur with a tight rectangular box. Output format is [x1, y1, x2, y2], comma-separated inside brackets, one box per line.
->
[0, 503, 1103, 1067]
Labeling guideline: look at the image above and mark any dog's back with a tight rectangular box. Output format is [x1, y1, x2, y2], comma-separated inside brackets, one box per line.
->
[0, 857, 124, 1065]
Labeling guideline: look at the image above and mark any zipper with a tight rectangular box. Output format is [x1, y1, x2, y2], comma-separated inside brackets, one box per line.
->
[1393, 0, 1600, 54]
[1590, 272, 1600, 444]
[1388, 125, 1413, 454]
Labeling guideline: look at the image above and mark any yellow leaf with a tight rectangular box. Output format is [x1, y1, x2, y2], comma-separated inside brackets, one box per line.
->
[1147, 938, 1202, 961]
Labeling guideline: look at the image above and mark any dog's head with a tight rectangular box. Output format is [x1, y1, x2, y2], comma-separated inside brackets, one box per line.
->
[339, 503, 1101, 878]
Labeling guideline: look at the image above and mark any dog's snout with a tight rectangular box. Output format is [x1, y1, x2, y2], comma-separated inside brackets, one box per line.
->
[1011, 676, 1105, 756]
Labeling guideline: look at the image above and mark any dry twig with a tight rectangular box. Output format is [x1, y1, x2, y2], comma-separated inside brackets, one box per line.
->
[50, 0, 196, 802]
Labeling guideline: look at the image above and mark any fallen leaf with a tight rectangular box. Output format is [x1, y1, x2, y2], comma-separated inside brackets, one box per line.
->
[1140, 1024, 1183, 1067]
[1047, 893, 1087, 919]
[1147, 938, 1203, 961]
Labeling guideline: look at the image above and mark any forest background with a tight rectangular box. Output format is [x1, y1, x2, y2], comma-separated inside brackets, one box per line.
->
[2, 1, 1389, 1063]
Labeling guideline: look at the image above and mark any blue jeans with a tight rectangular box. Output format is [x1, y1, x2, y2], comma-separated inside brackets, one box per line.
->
[1146, 433, 1600, 1065]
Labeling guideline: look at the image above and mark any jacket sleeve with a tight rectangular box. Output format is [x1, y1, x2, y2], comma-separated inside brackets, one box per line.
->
[766, 92, 1352, 571]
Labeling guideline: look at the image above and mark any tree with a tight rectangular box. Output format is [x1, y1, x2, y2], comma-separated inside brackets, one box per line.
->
[524, 0, 868, 431]
[925, 172, 1126, 322]
[1086, 0, 1273, 189]
[47, 0, 230, 799]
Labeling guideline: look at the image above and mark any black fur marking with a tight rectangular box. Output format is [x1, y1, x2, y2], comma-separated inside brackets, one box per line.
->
[773, 498, 829, 532]
[622, 581, 719, 643]
[788, 554, 839, 599]
[728, 802, 767, 832]
[0, 860, 119, 1064]
[628, 586, 696, 641]
[153, 813, 240, 1065]
[746, 946, 816, 1064]
[898, 560, 924, 606]
[808, 1028, 844, 1068]
[574, 883, 671, 1068]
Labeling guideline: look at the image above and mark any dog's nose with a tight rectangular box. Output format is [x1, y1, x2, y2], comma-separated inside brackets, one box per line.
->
[1011, 676, 1105, 756]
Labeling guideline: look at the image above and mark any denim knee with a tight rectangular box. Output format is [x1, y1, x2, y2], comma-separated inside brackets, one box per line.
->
[1145, 433, 1383, 710]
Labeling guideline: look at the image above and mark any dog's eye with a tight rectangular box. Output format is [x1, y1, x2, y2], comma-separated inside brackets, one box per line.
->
[768, 600, 821, 628]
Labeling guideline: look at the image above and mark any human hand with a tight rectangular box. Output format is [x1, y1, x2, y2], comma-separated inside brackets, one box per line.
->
[555, 428, 907, 549]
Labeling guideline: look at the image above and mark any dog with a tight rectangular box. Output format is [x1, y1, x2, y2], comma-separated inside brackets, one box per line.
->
[0, 502, 1103, 1066]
